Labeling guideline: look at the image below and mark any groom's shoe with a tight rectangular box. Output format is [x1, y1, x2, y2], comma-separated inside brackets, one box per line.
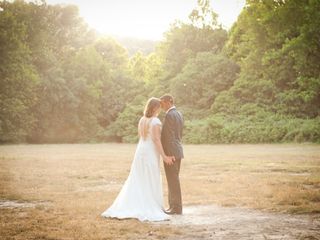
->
[164, 208, 182, 215]
[164, 207, 172, 214]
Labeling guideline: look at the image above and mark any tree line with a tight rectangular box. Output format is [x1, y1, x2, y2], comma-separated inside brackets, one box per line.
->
[0, 0, 319, 144]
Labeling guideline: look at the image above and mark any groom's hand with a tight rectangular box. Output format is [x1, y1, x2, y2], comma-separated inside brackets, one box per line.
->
[163, 156, 173, 165]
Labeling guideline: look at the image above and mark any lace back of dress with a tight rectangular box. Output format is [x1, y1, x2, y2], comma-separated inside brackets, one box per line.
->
[139, 117, 152, 140]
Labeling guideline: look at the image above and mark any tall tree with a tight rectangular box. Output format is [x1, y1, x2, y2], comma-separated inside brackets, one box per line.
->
[224, 0, 320, 117]
[0, 1, 39, 142]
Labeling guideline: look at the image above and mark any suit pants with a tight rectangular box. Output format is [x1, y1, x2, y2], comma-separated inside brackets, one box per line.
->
[164, 158, 182, 211]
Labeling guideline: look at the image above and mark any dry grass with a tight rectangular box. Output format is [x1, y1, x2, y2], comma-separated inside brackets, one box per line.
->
[0, 143, 319, 239]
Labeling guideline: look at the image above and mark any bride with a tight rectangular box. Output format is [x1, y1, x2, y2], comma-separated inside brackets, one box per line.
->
[101, 97, 174, 221]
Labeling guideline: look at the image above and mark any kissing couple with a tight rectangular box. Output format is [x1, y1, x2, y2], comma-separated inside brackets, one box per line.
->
[101, 94, 184, 221]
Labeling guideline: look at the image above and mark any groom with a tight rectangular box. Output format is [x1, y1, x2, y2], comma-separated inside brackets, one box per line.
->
[160, 94, 184, 215]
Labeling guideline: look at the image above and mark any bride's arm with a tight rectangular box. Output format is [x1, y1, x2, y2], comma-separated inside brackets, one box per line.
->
[151, 124, 173, 165]
[137, 117, 143, 137]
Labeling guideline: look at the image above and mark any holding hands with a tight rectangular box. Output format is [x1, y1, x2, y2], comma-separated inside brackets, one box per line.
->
[163, 155, 175, 165]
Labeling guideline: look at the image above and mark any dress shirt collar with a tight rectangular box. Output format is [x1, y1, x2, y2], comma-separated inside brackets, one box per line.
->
[166, 106, 176, 114]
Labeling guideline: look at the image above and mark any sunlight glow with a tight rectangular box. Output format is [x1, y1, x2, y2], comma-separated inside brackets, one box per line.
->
[46, 0, 245, 40]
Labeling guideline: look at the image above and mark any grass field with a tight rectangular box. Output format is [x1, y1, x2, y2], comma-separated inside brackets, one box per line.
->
[0, 143, 319, 239]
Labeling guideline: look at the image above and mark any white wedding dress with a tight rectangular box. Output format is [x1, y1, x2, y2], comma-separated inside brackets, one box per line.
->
[101, 117, 169, 222]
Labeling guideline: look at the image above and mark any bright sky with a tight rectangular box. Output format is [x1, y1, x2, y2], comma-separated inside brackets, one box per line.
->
[46, 0, 245, 40]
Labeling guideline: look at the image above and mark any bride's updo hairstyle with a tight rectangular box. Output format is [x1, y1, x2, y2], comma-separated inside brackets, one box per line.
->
[140, 97, 161, 140]
[143, 97, 161, 118]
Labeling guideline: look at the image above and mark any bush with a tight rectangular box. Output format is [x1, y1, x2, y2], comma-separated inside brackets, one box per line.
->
[105, 97, 145, 143]
[183, 113, 320, 144]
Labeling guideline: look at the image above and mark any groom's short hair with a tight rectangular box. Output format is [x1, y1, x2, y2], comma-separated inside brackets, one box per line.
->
[160, 94, 174, 104]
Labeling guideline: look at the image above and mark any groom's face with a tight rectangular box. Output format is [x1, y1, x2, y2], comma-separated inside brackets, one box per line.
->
[160, 100, 171, 112]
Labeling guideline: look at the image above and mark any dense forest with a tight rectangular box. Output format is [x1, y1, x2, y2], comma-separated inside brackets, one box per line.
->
[0, 0, 319, 144]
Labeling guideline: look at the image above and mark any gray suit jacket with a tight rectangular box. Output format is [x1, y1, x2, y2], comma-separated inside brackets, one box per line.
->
[161, 107, 184, 159]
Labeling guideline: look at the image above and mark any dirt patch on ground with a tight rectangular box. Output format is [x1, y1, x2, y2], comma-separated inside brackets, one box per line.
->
[157, 205, 320, 240]
[0, 199, 51, 209]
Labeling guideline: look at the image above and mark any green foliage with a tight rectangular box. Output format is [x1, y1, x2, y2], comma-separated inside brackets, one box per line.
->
[0, 1, 39, 142]
[184, 113, 320, 144]
[1, 0, 319, 144]
[189, 0, 219, 29]
[171, 52, 239, 109]
[159, 24, 227, 78]
[225, 0, 320, 118]
[0, 0, 141, 143]
[105, 96, 145, 143]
